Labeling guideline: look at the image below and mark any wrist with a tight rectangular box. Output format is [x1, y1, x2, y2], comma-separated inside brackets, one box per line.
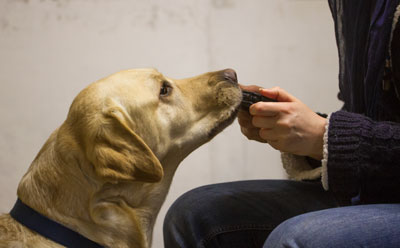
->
[309, 115, 327, 160]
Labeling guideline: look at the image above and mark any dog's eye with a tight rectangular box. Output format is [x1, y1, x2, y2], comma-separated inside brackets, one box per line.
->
[160, 81, 172, 97]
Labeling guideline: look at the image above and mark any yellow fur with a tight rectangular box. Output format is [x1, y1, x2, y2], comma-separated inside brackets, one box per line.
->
[0, 68, 241, 248]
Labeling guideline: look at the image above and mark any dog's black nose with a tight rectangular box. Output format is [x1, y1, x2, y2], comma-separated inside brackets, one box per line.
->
[223, 69, 238, 83]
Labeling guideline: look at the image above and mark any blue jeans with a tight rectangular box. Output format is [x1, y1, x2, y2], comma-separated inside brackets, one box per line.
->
[163, 180, 400, 248]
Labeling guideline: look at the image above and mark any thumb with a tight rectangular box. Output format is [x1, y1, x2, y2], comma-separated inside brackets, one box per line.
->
[259, 87, 297, 102]
[239, 84, 262, 93]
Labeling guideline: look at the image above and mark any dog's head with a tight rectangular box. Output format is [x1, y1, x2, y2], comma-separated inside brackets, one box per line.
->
[64, 68, 242, 184]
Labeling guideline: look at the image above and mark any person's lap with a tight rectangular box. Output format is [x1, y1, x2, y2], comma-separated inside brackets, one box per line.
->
[163, 179, 400, 248]
[163, 180, 341, 248]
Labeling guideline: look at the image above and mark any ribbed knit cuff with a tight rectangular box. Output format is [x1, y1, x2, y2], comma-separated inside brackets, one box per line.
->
[326, 111, 365, 196]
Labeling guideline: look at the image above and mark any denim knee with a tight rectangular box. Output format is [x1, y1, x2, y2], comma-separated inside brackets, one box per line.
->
[163, 186, 217, 248]
[163, 182, 275, 248]
[164, 180, 341, 248]
[263, 214, 319, 248]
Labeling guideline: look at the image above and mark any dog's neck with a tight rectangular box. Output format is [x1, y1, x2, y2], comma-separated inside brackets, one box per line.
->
[16, 128, 181, 248]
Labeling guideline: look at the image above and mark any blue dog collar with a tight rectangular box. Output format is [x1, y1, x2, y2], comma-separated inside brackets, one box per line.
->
[10, 198, 104, 248]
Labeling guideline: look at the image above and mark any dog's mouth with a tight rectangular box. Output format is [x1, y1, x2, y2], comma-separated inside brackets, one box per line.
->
[206, 68, 243, 139]
[207, 82, 242, 139]
[207, 104, 240, 139]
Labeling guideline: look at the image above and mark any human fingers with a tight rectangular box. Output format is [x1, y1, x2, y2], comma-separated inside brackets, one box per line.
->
[259, 129, 286, 152]
[238, 110, 254, 128]
[252, 115, 279, 129]
[240, 126, 267, 143]
[260, 87, 298, 102]
[259, 128, 279, 142]
[249, 101, 289, 117]
[238, 109, 252, 122]
[264, 139, 281, 151]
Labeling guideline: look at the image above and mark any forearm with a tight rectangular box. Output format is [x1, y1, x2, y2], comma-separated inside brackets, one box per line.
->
[326, 110, 400, 203]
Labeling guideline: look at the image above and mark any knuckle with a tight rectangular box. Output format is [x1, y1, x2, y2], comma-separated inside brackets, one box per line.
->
[249, 104, 259, 114]
[281, 104, 293, 113]
[278, 119, 290, 129]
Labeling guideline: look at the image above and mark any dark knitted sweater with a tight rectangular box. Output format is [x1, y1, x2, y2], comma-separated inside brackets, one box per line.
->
[327, 0, 400, 204]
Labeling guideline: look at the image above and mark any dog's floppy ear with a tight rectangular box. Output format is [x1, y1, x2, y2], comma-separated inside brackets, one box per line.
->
[87, 101, 163, 183]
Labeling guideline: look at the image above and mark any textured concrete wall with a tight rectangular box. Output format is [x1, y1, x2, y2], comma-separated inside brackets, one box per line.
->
[0, 0, 341, 246]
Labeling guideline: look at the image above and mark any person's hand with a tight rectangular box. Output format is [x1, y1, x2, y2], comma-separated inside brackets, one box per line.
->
[239, 86, 327, 160]
[238, 85, 268, 143]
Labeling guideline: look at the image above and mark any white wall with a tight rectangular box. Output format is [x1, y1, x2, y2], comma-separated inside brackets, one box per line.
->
[0, 0, 341, 247]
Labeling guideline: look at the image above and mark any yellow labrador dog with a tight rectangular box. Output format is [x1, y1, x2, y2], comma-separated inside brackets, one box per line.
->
[0, 68, 242, 248]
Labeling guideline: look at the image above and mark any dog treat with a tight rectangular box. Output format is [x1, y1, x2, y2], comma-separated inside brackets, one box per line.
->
[241, 90, 277, 111]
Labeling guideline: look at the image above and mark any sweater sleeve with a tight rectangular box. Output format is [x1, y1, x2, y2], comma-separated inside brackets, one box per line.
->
[327, 110, 400, 203]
